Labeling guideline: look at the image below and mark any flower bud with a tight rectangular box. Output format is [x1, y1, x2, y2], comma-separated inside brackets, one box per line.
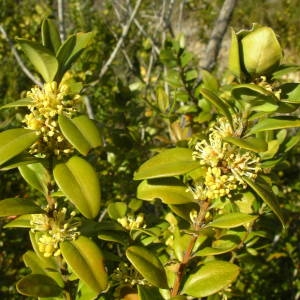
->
[229, 24, 283, 80]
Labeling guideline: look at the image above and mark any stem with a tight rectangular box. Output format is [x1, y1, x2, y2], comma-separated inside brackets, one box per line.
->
[171, 200, 210, 297]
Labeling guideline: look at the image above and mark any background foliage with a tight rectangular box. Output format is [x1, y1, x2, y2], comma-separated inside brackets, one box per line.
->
[0, 1, 299, 299]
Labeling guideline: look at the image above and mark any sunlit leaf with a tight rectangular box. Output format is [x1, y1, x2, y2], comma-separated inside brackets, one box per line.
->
[137, 285, 165, 300]
[17, 39, 58, 82]
[209, 213, 257, 228]
[228, 28, 242, 79]
[134, 148, 199, 180]
[19, 163, 50, 195]
[137, 178, 194, 204]
[243, 176, 285, 227]
[16, 274, 62, 297]
[53, 156, 101, 219]
[249, 117, 300, 134]
[3, 214, 32, 228]
[199, 88, 233, 128]
[201, 69, 219, 92]
[107, 202, 127, 219]
[0, 198, 44, 217]
[182, 261, 239, 297]
[60, 236, 107, 293]
[0, 128, 38, 166]
[126, 245, 168, 289]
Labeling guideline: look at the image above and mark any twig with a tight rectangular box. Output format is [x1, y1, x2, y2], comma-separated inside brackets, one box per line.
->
[0, 25, 43, 87]
[98, 0, 142, 79]
[57, 0, 66, 41]
[201, 0, 237, 71]
[83, 96, 95, 119]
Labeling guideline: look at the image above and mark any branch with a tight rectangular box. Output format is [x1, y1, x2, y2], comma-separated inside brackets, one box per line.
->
[201, 0, 237, 71]
[57, 0, 66, 41]
[98, 0, 142, 79]
[0, 25, 42, 87]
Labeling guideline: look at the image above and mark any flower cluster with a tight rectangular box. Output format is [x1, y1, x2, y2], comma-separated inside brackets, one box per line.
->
[117, 213, 145, 231]
[23, 80, 81, 157]
[192, 116, 261, 200]
[30, 207, 81, 257]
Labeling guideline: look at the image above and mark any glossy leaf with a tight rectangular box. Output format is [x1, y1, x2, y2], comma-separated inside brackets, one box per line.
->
[0, 98, 33, 110]
[243, 176, 285, 227]
[0, 128, 38, 166]
[16, 274, 62, 297]
[199, 88, 233, 128]
[17, 39, 59, 82]
[126, 245, 168, 289]
[60, 236, 107, 293]
[223, 136, 267, 152]
[23, 250, 64, 287]
[137, 178, 194, 204]
[209, 213, 257, 228]
[53, 156, 101, 219]
[0, 198, 44, 217]
[249, 117, 300, 134]
[58, 115, 91, 155]
[19, 163, 50, 195]
[41, 18, 61, 54]
[134, 148, 199, 180]
[182, 261, 239, 297]
[76, 280, 99, 300]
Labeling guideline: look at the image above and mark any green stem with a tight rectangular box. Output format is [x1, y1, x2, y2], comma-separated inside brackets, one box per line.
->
[170, 200, 210, 297]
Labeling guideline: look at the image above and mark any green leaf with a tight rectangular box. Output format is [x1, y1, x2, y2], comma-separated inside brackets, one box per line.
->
[137, 178, 194, 204]
[280, 83, 300, 103]
[228, 27, 242, 79]
[16, 274, 62, 297]
[182, 261, 239, 297]
[242, 176, 285, 227]
[17, 39, 59, 82]
[3, 214, 32, 228]
[72, 115, 102, 148]
[0, 198, 44, 217]
[199, 88, 233, 128]
[134, 148, 199, 180]
[53, 156, 101, 219]
[19, 163, 50, 195]
[209, 213, 257, 228]
[156, 87, 169, 113]
[169, 203, 200, 221]
[0, 154, 42, 171]
[0, 128, 38, 166]
[137, 285, 165, 300]
[223, 136, 268, 152]
[107, 202, 127, 219]
[0, 98, 33, 110]
[201, 69, 219, 92]
[126, 245, 168, 289]
[76, 280, 99, 300]
[56, 32, 93, 80]
[60, 236, 107, 293]
[23, 251, 64, 287]
[249, 117, 300, 134]
[58, 115, 91, 155]
[41, 18, 61, 54]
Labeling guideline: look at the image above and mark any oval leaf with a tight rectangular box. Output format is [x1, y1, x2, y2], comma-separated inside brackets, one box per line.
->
[228, 28, 242, 79]
[126, 245, 168, 289]
[41, 18, 61, 54]
[3, 214, 32, 228]
[0, 98, 33, 110]
[182, 260, 239, 297]
[17, 39, 59, 82]
[19, 163, 51, 194]
[16, 274, 62, 297]
[0, 198, 44, 217]
[242, 176, 285, 227]
[223, 136, 268, 153]
[137, 178, 194, 204]
[134, 148, 199, 180]
[209, 213, 257, 228]
[53, 156, 101, 219]
[60, 236, 107, 293]
[0, 128, 38, 166]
